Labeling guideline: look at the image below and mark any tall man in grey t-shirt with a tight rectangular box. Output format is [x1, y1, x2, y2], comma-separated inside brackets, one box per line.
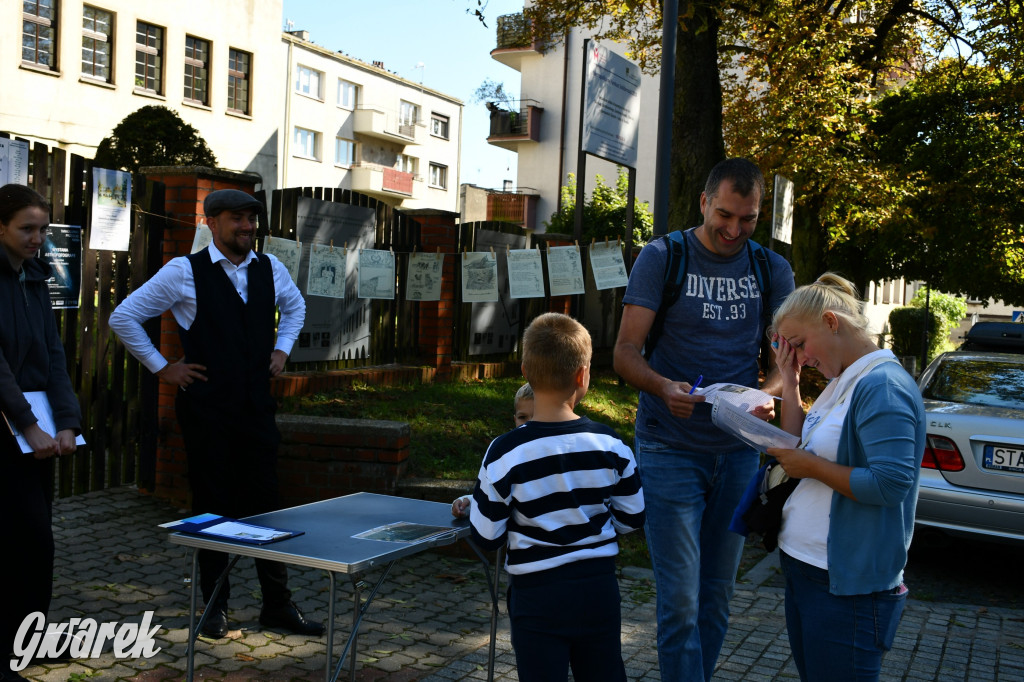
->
[613, 159, 795, 681]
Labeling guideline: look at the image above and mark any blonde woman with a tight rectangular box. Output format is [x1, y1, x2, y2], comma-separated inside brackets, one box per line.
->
[767, 273, 925, 682]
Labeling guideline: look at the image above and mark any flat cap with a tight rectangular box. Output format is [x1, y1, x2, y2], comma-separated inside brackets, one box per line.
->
[203, 189, 263, 217]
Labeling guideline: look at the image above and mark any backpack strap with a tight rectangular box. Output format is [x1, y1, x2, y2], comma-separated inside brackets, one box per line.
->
[644, 230, 687, 359]
[747, 240, 774, 373]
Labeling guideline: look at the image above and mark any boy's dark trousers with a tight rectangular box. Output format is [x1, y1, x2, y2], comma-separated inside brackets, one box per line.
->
[506, 556, 627, 682]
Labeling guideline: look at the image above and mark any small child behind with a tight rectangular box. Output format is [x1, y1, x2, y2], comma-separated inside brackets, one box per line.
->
[452, 383, 534, 518]
[470, 312, 645, 681]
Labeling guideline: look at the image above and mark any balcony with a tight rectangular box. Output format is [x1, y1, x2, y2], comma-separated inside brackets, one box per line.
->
[351, 164, 420, 201]
[353, 106, 422, 145]
[486, 100, 543, 151]
[491, 13, 543, 71]
[486, 188, 539, 231]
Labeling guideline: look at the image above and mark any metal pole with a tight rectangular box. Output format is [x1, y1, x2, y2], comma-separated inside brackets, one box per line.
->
[573, 39, 590, 242]
[653, 0, 679, 237]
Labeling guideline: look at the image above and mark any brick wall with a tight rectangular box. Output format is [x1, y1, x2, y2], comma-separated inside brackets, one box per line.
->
[276, 415, 410, 506]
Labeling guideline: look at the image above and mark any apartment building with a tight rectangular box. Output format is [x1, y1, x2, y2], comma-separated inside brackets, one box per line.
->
[4, 0, 284, 185]
[483, 9, 662, 233]
[282, 31, 463, 212]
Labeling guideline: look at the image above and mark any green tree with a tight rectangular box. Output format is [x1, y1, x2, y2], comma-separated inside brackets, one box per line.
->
[94, 105, 217, 173]
[867, 60, 1024, 305]
[545, 169, 653, 245]
[910, 288, 968, 353]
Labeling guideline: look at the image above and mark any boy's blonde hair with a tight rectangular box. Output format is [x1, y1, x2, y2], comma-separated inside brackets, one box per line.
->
[770, 272, 870, 338]
[521, 313, 592, 392]
[514, 383, 534, 405]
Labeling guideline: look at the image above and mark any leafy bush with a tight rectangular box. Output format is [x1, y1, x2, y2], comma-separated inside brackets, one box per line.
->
[545, 169, 653, 245]
[888, 306, 943, 364]
[94, 105, 217, 173]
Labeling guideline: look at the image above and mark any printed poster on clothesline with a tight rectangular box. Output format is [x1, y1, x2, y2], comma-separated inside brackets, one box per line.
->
[546, 245, 585, 296]
[191, 223, 212, 254]
[263, 236, 301, 284]
[406, 251, 444, 302]
[507, 249, 545, 299]
[307, 243, 346, 299]
[88, 168, 131, 252]
[358, 249, 396, 300]
[40, 224, 81, 309]
[461, 252, 499, 303]
[0, 138, 29, 186]
[588, 241, 629, 290]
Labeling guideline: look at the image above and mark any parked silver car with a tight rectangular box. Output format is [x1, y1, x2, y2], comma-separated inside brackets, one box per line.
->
[915, 338, 1024, 544]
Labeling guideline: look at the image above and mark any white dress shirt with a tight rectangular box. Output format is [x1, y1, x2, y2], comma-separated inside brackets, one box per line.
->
[109, 243, 306, 375]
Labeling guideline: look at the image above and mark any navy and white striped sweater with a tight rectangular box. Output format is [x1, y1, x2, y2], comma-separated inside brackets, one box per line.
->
[469, 416, 645, 575]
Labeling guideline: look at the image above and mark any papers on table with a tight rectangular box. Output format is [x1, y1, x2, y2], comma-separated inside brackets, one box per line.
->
[700, 383, 799, 452]
[3, 391, 87, 454]
[354, 522, 458, 544]
[160, 513, 302, 545]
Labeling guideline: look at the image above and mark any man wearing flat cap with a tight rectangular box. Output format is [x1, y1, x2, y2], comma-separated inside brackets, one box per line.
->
[110, 189, 320, 638]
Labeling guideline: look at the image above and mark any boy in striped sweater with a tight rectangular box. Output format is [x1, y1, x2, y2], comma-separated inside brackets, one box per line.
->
[470, 312, 645, 681]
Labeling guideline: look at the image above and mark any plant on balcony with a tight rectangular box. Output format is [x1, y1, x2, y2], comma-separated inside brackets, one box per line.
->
[545, 169, 653, 245]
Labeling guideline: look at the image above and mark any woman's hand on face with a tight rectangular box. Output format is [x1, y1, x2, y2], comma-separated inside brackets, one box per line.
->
[24, 423, 58, 459]
[772, 334, 801, 388]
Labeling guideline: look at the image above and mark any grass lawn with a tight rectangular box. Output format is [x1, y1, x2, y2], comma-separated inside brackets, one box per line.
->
[281, 370, 639, 480]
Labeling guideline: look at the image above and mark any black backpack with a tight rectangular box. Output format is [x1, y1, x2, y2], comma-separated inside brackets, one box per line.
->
[644, 230, 774, 370]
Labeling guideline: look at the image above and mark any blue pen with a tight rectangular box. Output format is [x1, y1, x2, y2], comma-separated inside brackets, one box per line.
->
[688, 375, 703, 395]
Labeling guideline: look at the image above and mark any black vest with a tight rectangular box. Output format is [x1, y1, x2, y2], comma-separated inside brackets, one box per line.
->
[178, 250, 277, 418]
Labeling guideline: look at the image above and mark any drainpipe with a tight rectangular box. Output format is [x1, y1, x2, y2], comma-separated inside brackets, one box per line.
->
[282, 37, 294, 188]
[557, 30, 569, 208]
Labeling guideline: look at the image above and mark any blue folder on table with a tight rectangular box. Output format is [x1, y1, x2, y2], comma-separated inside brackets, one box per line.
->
[160, 513, 304, 545]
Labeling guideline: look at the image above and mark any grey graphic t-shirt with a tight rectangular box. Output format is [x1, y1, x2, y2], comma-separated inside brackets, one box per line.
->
[622, 227, 795, 451]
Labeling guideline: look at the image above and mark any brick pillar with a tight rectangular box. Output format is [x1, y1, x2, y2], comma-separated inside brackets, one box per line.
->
[138, 166, 261, 506]
[414, 213, 458, 380]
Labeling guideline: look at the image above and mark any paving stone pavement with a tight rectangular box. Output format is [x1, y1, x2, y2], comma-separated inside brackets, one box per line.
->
[11, 486, 1024, 681]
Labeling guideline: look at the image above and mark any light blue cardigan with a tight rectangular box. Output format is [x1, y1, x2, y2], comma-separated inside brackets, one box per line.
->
[827, 361, 926, 595]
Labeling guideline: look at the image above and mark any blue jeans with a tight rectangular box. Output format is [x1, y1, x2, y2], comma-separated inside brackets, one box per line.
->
[636, 436, 758, 682]
[780, 551, 907, 682]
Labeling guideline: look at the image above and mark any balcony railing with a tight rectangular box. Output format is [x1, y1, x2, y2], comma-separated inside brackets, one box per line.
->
[486, 189, 539, 231]
[351, 164, 419, 200]
[353, 106, 423, 145]
[495, 13, 534, 50]
[487, 100, 543, 151]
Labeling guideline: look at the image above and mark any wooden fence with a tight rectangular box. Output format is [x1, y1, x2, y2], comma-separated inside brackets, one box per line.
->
[3, 143, 625, 499]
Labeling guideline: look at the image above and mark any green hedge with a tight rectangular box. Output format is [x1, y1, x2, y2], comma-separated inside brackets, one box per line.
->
[888, 306, 944, 364]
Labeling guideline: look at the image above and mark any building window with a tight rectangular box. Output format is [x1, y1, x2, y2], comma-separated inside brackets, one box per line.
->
[335, 137, 355, 166]
[135, 21, 163, 93]
[395, 154, 416, 174]
[295, 65, 323, 99]
[293, 127, 320, 160]
[430, 114, 449, 140]
[183, 35, 209, 105]
[338, 79, 358, 109]
[429, 163, 448, 189]
[227, 48, 251, 115]
[23, 0, 58, 69]
[81, 5, 112, 81]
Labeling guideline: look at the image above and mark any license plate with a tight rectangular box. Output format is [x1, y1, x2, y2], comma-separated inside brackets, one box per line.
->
[983, 445, 1024, 473]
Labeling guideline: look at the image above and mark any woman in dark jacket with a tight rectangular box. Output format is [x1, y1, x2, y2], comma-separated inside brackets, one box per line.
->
[0, 184, 81, 680]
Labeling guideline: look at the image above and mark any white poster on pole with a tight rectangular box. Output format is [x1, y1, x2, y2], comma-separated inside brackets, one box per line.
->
[588, 241, 629, 290]
[461, 252, 499, 303]
[507, 248, 545, 299]
[547, 245, 585, 296]
[406, 251, 444, 302]
[191, 223, 212, 254]
[582, 43, 642, 168]
[89, 169, 132, 251]
[772, 174, 795, 245]
[0, 138, 29, 186]
[357, 249, 396, 300]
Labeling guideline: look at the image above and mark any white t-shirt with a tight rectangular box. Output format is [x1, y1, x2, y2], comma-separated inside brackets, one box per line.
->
[777, 349, 896, 569]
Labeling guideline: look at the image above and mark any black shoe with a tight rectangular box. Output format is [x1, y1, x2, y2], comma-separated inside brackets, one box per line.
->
[200, 604, 229, 638]
[259, 601, 324, 636]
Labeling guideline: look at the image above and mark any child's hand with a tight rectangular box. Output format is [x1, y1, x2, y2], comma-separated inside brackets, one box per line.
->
[451, 495, 471, 518]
